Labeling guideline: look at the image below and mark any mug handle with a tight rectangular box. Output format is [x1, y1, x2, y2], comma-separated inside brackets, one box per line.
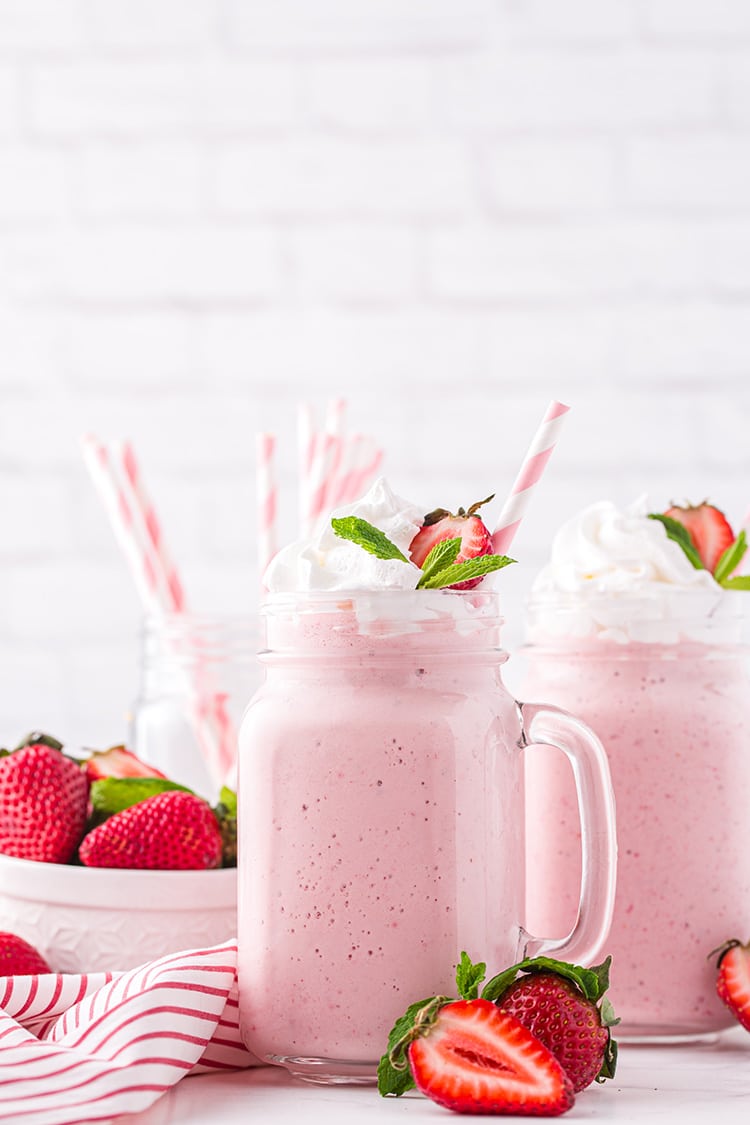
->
[517, 701, 618, 967]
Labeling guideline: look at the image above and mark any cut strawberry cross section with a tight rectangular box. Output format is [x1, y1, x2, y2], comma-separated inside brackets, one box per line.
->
[407, 999, 574, 1116]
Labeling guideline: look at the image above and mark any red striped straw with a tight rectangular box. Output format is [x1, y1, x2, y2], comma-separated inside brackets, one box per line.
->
[81, 435, 173, 614]
[256, 432, 278, 586]
[296, 401, 316, 530]
[304, 431, 343, 536]
[116, 439, 186, 613]
[491, 400, 571, 555]
[82, 435, 235, 786]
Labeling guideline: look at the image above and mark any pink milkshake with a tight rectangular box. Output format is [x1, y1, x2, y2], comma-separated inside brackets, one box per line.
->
[238, 592, 523, 1079]
[237, 482, 616, 1082]
[523, 500, 750, 1039]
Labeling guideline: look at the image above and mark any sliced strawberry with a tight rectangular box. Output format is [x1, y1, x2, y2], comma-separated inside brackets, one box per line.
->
[408, 999, 574, 1116]
[714, 939, 750, 1031]
[409, 496, 494, 590]
[84, 745, 167, 784]
[663, 503, 735, 574]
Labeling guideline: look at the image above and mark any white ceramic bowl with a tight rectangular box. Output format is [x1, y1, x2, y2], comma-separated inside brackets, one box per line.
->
[0, 854, 237, 972]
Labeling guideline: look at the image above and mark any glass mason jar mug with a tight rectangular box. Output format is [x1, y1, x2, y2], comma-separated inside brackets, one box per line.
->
[522, 593, 750, 1041]
[237, 590, 617, 1084]
[130, 613, 260, 799]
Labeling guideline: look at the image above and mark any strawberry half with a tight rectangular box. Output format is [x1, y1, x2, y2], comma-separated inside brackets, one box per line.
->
[407, 999, 574, 1116]
[84, 744, 167, 784]
[409, 496, 494, 590]
[714, 939, 750, 1031]
[0, 932, 51, 975]
[0, 742, 89, 864]
[663, 502, 735, 574]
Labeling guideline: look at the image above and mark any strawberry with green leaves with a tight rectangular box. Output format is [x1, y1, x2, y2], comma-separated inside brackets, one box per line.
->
[408, 496, 495, 590]
[79, 789, 224, 870]
[487, 955, 618, 1093]
[379, 951, 617, 1116]
[649, 503, 750, 589]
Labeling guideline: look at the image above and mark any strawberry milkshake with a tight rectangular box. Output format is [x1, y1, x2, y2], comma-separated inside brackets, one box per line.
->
[523, 499, 750, 1039]
[236, 480, 616, 1082]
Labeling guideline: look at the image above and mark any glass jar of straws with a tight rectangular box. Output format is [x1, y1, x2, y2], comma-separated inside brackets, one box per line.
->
[130, 614, 261, 800]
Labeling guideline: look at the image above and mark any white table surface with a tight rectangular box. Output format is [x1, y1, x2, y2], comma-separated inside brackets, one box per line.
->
[113, 1029, 750, 1124]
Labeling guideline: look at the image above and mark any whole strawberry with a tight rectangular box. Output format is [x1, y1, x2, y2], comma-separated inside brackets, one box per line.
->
[0, 931, 51, 975]
[713, 939, 750, 1031]
[409, 495, 495, 590]
[493, 957, 618, 1093]
[0, 739, 89, 864]
[79, 789, 223, 870]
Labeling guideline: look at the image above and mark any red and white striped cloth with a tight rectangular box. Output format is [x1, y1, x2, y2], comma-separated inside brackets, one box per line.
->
[0, 941, 258, 1124]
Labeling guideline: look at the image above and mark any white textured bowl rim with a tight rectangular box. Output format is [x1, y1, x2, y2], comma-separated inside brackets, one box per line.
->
[0, 854, 237, 911]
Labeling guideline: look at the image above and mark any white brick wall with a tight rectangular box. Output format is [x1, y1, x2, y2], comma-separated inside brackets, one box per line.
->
[0, 0, 749, 750]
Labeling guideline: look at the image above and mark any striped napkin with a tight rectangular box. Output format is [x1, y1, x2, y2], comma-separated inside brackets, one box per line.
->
[0, 940, 258, 1124]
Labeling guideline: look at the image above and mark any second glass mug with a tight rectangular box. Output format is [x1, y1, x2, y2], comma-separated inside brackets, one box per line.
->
[522, 593, 750, 1041]
[236, 590, 617, 1083]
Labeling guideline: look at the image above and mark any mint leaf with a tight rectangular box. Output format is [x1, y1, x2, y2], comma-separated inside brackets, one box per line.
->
[648, 513, 704, 570]
[378, 996, 448, 1096]
[420, 554, 515, 590]
[89, 777, 191, 826]
[715, 530, 747, 584]
[720, 574, 750, 590]
[416, 537, 462, 589]
[331, 517, 408, 563]
[456, 951, 486, 1000]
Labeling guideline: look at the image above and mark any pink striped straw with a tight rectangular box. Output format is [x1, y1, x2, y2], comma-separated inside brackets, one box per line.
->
[296, 401, 316, 530]
[82, 435, 235, 785]
[304, 431, 343, 536]
[81, 435, 163, 613]
[256, 432, 278, 585]
[321, 397, 347, 513]
[331, 433, 384, 507]
[491, 400, 571, 555]
[116, 439, 186, 613]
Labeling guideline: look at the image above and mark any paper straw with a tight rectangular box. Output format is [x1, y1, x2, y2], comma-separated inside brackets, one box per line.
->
[491, 400, 570, 555]
[297, 401, 316, 532]
[116, 439, 186, 613]
[256, 432, 277, 585]
[304, 431, 343, 536]
[82, 435, 234, 786]
[82, 435, 164, 614]
[332, 434, 384, 507]
[321, 398, 348, 514]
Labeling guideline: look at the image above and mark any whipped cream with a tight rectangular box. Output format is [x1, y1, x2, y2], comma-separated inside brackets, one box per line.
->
[264, 477, 423, 594]
[528, 499, 727, 644]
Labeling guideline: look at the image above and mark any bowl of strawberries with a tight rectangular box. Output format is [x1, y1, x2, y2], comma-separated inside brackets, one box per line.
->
[0, 733, 237, 972]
